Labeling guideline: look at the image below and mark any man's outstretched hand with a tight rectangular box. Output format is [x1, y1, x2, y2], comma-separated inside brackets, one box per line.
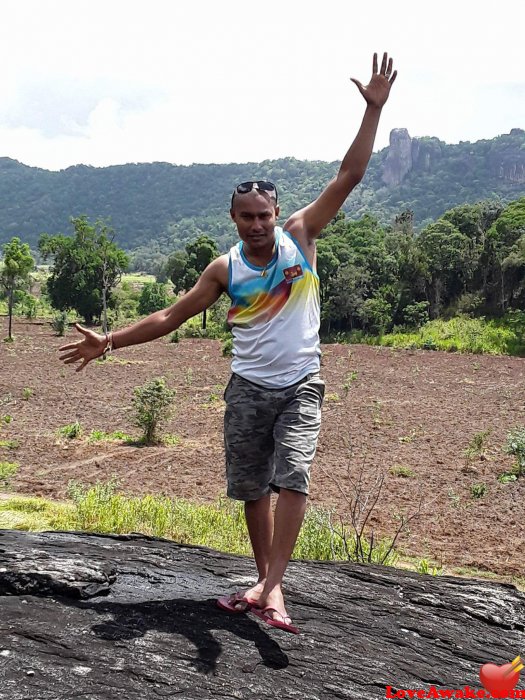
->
[351, 52, 397, 109]
[59, 323, 107, 372]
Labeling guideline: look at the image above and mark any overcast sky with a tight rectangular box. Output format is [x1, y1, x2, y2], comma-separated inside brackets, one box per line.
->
[0, 0, 523, 171]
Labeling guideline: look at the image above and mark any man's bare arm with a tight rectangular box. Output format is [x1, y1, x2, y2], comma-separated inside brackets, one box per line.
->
[59, 255, 228, 371]
[285, 52, 397, 242]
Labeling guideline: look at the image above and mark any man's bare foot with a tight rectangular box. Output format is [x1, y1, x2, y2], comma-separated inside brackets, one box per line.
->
[257, 586, 291, 624]
[252, 585, 299, 633]
[241, 580, 266, 607]
[217, 580, 266, 613]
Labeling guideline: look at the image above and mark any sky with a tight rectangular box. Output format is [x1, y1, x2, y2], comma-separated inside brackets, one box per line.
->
[0, 0, 523, 171]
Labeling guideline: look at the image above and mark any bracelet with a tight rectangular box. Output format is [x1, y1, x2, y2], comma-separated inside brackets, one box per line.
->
[102, 331, 114, 360]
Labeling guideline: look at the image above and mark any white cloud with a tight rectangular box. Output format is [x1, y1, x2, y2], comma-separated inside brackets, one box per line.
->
[0, 0, 523, 170]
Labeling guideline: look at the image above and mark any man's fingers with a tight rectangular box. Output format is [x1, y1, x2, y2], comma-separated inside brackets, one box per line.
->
[58, 342, 79, 352]
[372, 52, 378, 74]
[389, 70, 398, 85]
[60, 349, 80, 360]
[76, 358, 89, 372]
[380, 52, 387, 75]
[350, 77, 364, 94]
[75, 323, 89, 336]
[64, 355, 81, 365]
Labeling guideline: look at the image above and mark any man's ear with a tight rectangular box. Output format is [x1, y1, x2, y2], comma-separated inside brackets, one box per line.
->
[230, 207, 236, 221]
[274, 205, 280, 218]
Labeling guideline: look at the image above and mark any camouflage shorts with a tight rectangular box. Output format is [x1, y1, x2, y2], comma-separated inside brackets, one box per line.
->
[223, 372, 325, 501]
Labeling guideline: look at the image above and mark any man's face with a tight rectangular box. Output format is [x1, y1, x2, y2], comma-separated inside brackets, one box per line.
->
[230, 191, 279, 251]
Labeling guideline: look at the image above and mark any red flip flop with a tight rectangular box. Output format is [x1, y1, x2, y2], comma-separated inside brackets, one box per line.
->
[251, 606, 300, 634]
[216, 593, 259, 614]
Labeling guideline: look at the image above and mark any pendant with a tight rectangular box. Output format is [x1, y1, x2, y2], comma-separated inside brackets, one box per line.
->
[261, 269, 267, 278]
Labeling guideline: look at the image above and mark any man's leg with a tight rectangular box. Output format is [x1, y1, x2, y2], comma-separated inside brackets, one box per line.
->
[241, 493, 273, 601]
[257, 374, 325, 624]
[221, 374, 276, 609]
[257, 488, 307, 621]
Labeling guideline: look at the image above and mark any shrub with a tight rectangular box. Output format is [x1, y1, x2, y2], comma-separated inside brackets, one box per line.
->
[504, 427, 525, 477]
[131, 377, 176, 444]
[51, 311, 69, 337]
[57, 421, 83, 439]
[389, 465, 414, 478]
[470, 482, 487, 499]
[19, 293, 39, 321]
[222, 337, 233, 357]
[0, 461, 19, 487]
[401, 301, 430, 330]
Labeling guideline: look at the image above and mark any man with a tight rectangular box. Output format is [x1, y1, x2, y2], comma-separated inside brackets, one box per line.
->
[59, 52, 397, 634]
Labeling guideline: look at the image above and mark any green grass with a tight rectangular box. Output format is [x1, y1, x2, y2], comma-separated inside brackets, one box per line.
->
[88, 429, 133, 443]
[121, 273, 156, 286]
[0, 461, 19, 486]
[0, 439, 19, 449]
[0, 481, 397, 565]
[326, 314, 525, 356]
[0, 495, 73, 530]
[3, 484, 523, 587]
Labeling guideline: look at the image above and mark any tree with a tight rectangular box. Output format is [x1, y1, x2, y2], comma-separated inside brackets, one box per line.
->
[138, 282, 170, 316]
[1, 237, 34, 340]
[417, 220, 473, 318]
[165, 251, 190, 295]
[39, 217, 129, 325]
[486, 198, 525, 312]
[165, 235, 219, 329]
[323, 264, 370, 332]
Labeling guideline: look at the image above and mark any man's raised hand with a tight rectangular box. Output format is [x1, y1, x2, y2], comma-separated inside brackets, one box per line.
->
[58, 323, 107, 372]
[351, 52, 397, 109]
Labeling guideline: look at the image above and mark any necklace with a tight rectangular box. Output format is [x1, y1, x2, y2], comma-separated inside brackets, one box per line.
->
[260, 242, 277, 277]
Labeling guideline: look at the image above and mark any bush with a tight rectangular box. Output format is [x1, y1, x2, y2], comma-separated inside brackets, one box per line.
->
[504, 427, 525, 477]
[57, 421, 83, 439]
[51, 311, 69, 336]
[222, 337, 233, 357]
[401, 301, 430, 330]
[16, 292, 39, 320]
[470, 482, 487, 499]
[0, 461, 19, 487]
[131, 377, 176, 444]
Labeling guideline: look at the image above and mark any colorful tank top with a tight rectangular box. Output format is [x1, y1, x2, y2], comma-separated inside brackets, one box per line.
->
[227, 227, 321, 388]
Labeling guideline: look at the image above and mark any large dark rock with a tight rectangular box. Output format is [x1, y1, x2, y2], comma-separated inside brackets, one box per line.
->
[0, 529, 524, 699]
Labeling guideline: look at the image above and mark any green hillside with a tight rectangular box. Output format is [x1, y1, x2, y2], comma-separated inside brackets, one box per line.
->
[0, 128, 523, 254]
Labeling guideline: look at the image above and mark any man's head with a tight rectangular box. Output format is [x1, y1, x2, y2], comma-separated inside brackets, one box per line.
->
[230, 181, 280, 251]
[230, 181, 278, 210]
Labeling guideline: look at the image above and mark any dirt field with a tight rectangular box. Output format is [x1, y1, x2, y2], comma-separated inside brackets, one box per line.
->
[1, 320, 524, 577]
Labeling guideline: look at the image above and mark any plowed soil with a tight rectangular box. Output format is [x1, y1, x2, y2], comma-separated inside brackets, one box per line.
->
[1, 320, 524, 577]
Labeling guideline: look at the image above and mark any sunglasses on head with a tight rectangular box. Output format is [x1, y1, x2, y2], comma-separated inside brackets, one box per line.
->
[231, 181, 278, 207]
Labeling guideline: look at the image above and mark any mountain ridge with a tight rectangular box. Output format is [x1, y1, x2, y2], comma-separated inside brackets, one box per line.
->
[0, 128, 524, 252]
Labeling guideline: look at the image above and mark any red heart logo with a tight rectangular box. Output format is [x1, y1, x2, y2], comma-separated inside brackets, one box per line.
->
[479, 662, 521, 698]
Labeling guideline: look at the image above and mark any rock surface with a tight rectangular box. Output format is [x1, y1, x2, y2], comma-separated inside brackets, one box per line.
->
[1, 529, 524, 700]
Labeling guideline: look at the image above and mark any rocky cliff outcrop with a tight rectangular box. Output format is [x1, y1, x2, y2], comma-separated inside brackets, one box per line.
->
[1, 530, 524, 700]
[381, 128, 416, 186]
[381, 128, 525, 188]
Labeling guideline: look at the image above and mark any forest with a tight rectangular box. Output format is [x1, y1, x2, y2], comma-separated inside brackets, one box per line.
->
[0, 127, 523, 268]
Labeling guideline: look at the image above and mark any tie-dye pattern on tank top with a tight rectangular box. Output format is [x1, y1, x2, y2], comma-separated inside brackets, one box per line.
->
[227, 227, 321, 388]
